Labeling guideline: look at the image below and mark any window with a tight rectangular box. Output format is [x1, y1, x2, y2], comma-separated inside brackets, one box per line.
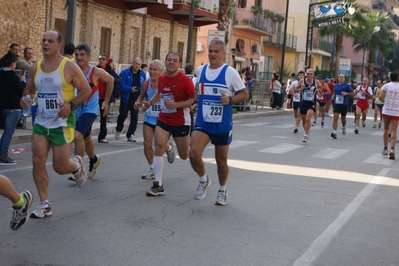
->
[153, 37, 161, 60]
[177, 41, 184, 62]
[238, 0, 247, 8]
[254, 0, 262, 7]
[100, 27, 111, 57]
[54, 19, 67, 53]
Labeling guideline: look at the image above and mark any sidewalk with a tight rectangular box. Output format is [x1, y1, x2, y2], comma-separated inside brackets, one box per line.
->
[8, 105, 291, 145]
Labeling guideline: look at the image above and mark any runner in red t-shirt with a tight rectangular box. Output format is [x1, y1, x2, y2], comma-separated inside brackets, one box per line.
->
[142, 52, 195, 196]
[313, 74, 331, 128]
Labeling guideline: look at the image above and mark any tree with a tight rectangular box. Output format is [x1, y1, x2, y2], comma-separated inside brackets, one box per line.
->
[352, 11, 396, 82]
[218, 0, 232, 44]
[318, 0, 369, 77]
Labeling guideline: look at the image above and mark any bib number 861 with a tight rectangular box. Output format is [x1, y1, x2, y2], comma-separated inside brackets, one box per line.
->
[45, 99, 58, 109]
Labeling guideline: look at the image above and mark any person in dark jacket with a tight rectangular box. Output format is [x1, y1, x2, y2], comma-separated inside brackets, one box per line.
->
[115, 57, 146, 142]
[97, 54, 120, 143]
[0, 53, 26, 165]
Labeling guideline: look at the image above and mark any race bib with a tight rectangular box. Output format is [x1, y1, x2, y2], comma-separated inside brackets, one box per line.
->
[147, 102, 161, 117]
[304, 90, 314, 101]
[37, 92, 59, 118]
[202, 100, 223, 123]
[358, 91, 366, 100]
[160, 93, 176, 114]
[316, 94, 324, 100]
[335, 95, 344, 104]
[293, 92, 301, 102]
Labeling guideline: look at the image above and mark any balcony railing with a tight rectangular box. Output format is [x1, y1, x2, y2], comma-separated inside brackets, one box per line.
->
[372, 0, 387, 12]
[234, 9, 276, 35]
[264, 31, 297, 50]
[178, 0, 218, 13]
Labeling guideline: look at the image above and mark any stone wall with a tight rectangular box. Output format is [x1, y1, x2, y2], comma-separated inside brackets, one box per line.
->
[0, 0, 196, 66]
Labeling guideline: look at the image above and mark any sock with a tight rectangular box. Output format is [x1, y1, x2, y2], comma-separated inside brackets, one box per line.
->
[153, 156, 164, 186]
[72, 159, 80, 174]
[150, 164, 154, 170]
[167, 144, 172, 152]
[12, 194, 25, 208]
[90, 155, 98, 164]
[200, 175, 207, 182]
[219, 185, 226, 191]
[333, 131, 336, 134]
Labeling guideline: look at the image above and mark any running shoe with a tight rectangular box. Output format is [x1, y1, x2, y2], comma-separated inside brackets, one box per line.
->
[10, 190, 33, 231]
[99, 139, 109, 144]
[0, 156, 17, 165]
[30, 200, 52, 218]
[342, 127, 346, 135]
[378, 121, 382, 129]
[166, 142, 175, 164]
[141, 168, 155, 180]
[127, 136, 136, 142]
[331, 132, 337, 139]
[354, 128, 359, 134]
[362, 120, 366, 127]
[321, 121, 324, 128]
[194, 177, 211, 200]
[73, 155, 87, 187]
[312, 120, 317, 126]
[325, 113, 331, 117]
[373, 123, 377, 129]
[215, 190, 228, 206]
[293, 128, 298, 134]
[382, 148, 389, 156]
[89, 156, 103, 179]
[302, 135, 308, 143]
[115, 131, 121, 140]
[389, 150, 395, 160]
[146, 181, 164, 196]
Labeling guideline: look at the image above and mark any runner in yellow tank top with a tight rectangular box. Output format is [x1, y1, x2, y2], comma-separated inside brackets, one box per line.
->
[20, 30, 91, 219]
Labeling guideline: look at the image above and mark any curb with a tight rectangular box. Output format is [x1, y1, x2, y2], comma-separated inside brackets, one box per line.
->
[9, 108, 291, 145]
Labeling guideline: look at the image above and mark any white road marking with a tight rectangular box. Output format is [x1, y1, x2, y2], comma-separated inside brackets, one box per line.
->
[293, 168, 389, 266]
[312, 148, 349, 159]
[259, 143, 303, 154]
[363, 153, 393, 165]
[273, 124, 294, 129]
[240, 122, 271, 127]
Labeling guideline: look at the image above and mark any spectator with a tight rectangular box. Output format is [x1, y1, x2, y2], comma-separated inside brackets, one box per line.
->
[271, 74, 282, 110]
[0, 53, 26, 165]
[141, 63, 150, 80]
[63, 43, 75, 61]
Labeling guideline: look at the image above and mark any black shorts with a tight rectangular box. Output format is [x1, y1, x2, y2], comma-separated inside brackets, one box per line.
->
[156, 120, 190, 137]
[143, 121, 156, 130]
[333, 104, 348, 116]
[300, 103, 316, 115]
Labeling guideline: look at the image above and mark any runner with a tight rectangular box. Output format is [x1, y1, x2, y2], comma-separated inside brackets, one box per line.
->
[354, 78, 373, 134]
[289, 71, 305, 133]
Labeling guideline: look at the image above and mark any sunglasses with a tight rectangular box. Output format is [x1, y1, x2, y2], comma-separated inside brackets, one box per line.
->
[99, 57, 107, 60]
[306, 73, 313, 75]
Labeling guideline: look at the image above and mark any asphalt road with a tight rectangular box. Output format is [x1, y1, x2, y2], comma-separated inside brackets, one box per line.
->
[1, 111, 399, 266]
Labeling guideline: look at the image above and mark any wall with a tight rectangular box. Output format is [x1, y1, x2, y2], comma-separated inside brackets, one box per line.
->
[0, 0, 194, 66]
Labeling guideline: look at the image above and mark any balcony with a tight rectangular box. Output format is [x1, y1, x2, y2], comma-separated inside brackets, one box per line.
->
[373, 0, 388, 11]
[93, 0, 218, 27]
[233, 9, 275, 36]
[263, 31, 297, 50]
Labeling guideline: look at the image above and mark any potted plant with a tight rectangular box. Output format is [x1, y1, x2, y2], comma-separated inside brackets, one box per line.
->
[242, 18, 250, 25]
[251, 5, 263, 14]
[275, 13, 285, 23]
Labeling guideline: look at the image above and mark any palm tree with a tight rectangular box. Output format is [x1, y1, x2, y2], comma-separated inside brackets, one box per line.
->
[318, 0, 369, 77]
[385, 38, 399, 71]
[218, 0, 232, 44]
[352, 11, 396, 82]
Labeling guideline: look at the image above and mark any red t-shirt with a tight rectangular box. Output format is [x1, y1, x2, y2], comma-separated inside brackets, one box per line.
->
[97, 66, 107, 99]
[157, 72, 195, 126]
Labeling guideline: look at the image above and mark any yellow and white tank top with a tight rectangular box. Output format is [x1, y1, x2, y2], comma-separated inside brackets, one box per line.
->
[34, 57, 75, 128]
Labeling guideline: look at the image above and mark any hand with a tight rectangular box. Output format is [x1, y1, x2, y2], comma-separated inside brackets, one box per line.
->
[163, 98, 175, 109]
[101, 102, 109, 117]
[220, 91, 230, 105]
[142, 101, 151, 112]
[134, 101, 141, 110]
[57, 102, 71, 119]
[132, 86, 139, 93]
[20, 96, 29, 109]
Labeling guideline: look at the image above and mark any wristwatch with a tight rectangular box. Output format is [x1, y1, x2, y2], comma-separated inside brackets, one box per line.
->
[69, 102, 77, 111]
[229, 96, 233, 105]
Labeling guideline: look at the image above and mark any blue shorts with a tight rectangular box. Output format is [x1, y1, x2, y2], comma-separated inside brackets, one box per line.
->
[75, 113, 97, 139]
[194, 128, 232, 146]
[375, 104, 384, 110]
[327, 94, 332, 100]
[293, 102, 300, 110]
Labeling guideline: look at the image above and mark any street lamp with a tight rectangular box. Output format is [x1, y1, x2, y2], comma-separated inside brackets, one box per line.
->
[279, 0, 290, 82]
[305, 1, 355, 68]
[360, 25, 380, 81]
